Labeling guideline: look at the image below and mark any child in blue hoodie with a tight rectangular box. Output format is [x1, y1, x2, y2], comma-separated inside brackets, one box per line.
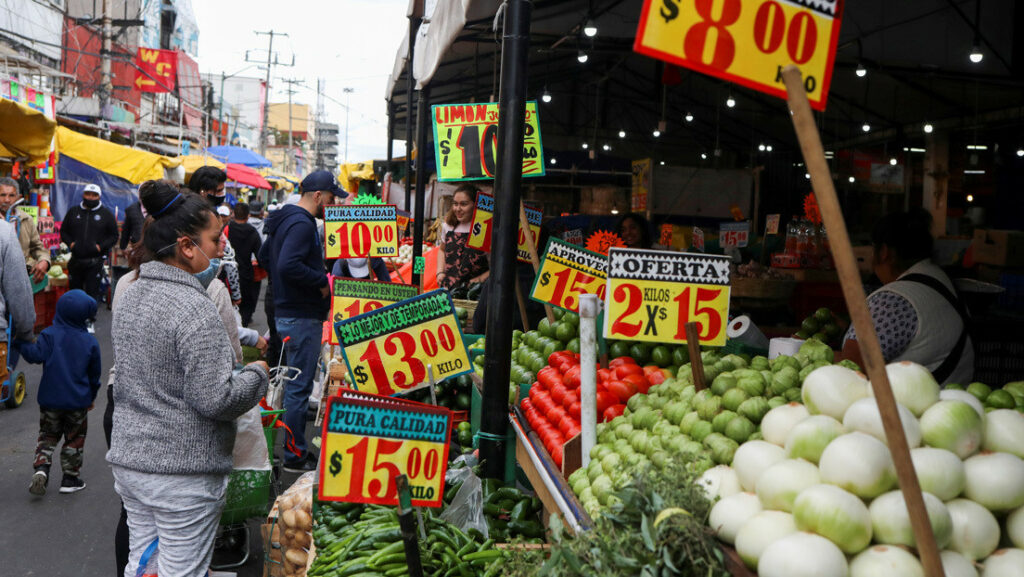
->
[17, 289, 101, 496]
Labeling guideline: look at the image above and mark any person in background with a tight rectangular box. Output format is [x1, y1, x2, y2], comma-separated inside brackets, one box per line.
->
[260, 170, 340, 473]
[436, 183, 489, 290]
[119, 198, 144, 254]
[332, 256, 390, 282]
[0, 176, 49, 282]
[59, 184, 118, 301]
[216, 205, 231, 228]
[227, 203, 263, 327]
[842, 209, 974, 385]
[18, 289, 101, 496]
[189, 167, 242, 305]
[248, 200, 267, 240]
[617, 212, 653, 249]
[1, 218, 36, 385]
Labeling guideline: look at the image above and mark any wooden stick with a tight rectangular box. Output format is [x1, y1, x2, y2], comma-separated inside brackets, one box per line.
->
[518, 201, 556, 324]
[685, 322, 706, 391]
[513, 282, 531, 332]
[389, 257, 408, 285]
[781, 65, 945, 577]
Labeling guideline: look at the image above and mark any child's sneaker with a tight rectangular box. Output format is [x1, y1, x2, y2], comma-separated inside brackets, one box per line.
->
[59, 476, 86, 494]
[29, 470, 48, 496]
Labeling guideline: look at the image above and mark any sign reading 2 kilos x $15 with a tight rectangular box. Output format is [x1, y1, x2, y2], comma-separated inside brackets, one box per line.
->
[324, 205, 399, 259]
[432, 101, 546, 181]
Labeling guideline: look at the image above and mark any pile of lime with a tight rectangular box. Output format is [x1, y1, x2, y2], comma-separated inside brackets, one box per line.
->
[795, 307, 844, 346]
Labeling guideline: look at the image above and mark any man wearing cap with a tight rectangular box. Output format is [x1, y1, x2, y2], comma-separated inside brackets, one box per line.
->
[59, 184, 118, 300]
[0, 176, 50, 283]
[189, 166, 242, 304]
[259, 169, 342, 472]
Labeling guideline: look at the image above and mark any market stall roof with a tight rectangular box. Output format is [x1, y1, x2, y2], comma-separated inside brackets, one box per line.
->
[56, 126, 181, 184]
[180, 154, 227, 175]
[204, 145, 272, 168]
[339, 161, 377, 182]
[0, 98, 56, 164]
[226, 163, 272, 190]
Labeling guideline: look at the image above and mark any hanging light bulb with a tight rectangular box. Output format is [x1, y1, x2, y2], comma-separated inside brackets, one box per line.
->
[581, 142, 589, 149]
[766, 145, 773, 152]
[660, 161, 665, 166]
[758, 144, 766, 152]
[583, 19, 598, 37]
[862, 123, 871, 132]
[618, 130, 626, 138]
[848, 176, 855, 183]
[805, 173, 811, 179]
[541, 88, 552, 103]
[700, 153, 707, 160]
[652, 129, 661, 138]
[923, 122, 934, 134]
[602, 144, 611, 151]
[726, 95, 736, 108]
[855, 63, 867, 77]
[550, 157, 557, 165]
[577, 50, 588, 63]
[684, 112, 694, 122]
[969, 45, 984, 63]
[1017, 148, 1024, 157]
[967, 194, 974, 202]
[890, 158, 898, 166]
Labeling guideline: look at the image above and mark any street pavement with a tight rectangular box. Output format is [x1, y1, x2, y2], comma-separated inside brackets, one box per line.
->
[0, 284, 302, 577]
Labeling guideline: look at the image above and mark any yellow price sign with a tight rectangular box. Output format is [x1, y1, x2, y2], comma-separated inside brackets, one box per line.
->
[318, 393, 451, 507]
[467, 192, 541, 264]
[604, 248, 732, 346]
[328, 278, 419, 345]
[432, 101, 546, 182]
[634, 0, 844, 111]
[530, 238, 607, 312]
[324, 205, 399, 259]
[334, 290, 472, 396]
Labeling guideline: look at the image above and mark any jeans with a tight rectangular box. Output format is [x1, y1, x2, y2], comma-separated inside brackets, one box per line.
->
[276, 316, 322, 463]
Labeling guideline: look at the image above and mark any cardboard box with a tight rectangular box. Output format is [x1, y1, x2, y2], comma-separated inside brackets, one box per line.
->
[973, 229, 1024, 267]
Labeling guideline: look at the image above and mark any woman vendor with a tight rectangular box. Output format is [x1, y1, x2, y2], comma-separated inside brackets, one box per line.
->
[841, 209, 974, 385]
[436, 183, 489, 290]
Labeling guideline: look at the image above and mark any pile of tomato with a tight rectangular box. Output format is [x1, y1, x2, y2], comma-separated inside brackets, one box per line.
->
[519, 351, 669, 467]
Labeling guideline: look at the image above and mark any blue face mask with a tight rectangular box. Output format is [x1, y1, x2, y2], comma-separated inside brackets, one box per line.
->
[194, 257, 222, 289]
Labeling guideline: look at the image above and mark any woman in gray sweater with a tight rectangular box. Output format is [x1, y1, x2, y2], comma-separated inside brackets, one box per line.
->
[108, 180, 269, 577]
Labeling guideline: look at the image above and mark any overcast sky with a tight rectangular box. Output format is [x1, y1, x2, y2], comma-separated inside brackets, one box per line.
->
[192, 0, 408, 166]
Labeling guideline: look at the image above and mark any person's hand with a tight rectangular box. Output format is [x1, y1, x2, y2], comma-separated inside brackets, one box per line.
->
[320, 285, 330, 298]
[95, 244, 101, 253]
[70, 242, 76, 249]
[436, 273, 446, 285]
[248, 360, 270, 375]
[87, 403, 95, 411]
[255, 336, 269, 355]
[232, 299, 241, 307]
[31, 261, 49, 283]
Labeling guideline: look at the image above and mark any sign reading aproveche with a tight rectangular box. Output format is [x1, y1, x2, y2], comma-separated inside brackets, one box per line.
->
[324, 205, 399, 259]
[634, 0, 844, 111]
[604, 248, 731, 346]
[334, 290, 472, 397]
[530, 238, 608, 313]
[328, 278, 419, 346]
[467, 193, 542, 264]
[319, 391, 451, 508]
[432, 101, 545, 182]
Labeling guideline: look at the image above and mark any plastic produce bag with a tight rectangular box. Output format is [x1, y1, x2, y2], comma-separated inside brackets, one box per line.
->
[232, 404, 271, 471]
[440, 469, 489, 539]
[275, 471, 315, 576]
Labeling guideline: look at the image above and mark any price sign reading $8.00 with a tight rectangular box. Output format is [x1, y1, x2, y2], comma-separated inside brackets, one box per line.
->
[334, 290, 473, 397]
[324, 205, 399, 259]
[530, 238, 608, 313]
[328, 278, 419, 345]
[604, 248, 732, 346]
[319, 391, 451, 507]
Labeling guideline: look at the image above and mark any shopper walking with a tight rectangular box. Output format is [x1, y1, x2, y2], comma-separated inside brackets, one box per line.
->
[18, 289, 101, 496]
[0, 176, 50, 282]
[227, 203, 262, 327]
[119, 199, 144, 253]
[189, 167, 242, 304]
[108, 180, 268, 577]
[260, 169, 341, 472]
[59, 184, 118, 301]
[1, 218, 36, 385]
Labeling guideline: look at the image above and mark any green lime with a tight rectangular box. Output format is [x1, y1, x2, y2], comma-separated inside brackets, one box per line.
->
[967, 381, 992, 402]
[986, 389, 1016, 409]
[823, 322, 841, 338]
[794, 330, 811, 340]
[457, 421, 472, 432]
[651, 345, 672, 368]
[563, 311, 580, 326]
[813, 307, 833, 323]
[524, 331, 539, 348]
[811, 332, 828, 343]
[609, 341, 631, 359]
[552, 308, 565, 320]
[567, 338, 581, 354]
[538, 317, 554, 338]
[555, 322, 577, 343]
[800, 317, 820, 334]
[672, 346, 690, 367]
[458, 429, 473, 447]
[455, 392, 471, 410]
[629, 343, 651, 365]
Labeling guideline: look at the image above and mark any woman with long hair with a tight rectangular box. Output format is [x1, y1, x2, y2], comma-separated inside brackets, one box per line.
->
[435, 183, 489, 290]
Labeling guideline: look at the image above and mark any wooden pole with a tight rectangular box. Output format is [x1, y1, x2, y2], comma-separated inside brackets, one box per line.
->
[518, 201, 555, 324]
[513, 282, 531, 332]
[685, 322, 706, 391]
[781, 65, 945, 577]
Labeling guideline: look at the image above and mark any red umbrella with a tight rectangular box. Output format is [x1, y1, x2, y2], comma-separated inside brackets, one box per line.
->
[225, 163, 272, 189]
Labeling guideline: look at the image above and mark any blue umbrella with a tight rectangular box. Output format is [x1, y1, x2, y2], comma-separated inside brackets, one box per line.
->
[203, 145, 272, 168]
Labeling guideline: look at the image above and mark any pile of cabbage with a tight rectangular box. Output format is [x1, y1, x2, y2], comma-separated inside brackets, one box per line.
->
[703, 360, 1024, 577]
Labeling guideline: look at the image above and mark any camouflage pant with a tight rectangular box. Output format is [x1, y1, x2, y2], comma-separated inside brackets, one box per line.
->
[34, 408, 88, 476]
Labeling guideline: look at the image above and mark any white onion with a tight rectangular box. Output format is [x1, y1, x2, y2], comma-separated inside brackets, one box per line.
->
[911, 447, 966, 501]
[920, 400, 985, 458]
[1008, 507, 1024, 549]
[983, 410, 1024, 459]
[802, 365, 870, 420]
[792, 484, 872, 554]
[874, 361, 940, 417]
[946, 498, 1001, 561]
[761, 403, 811, 447]
[940, 389, 987, 420]
[785, 415, 847, 464]
[963, 452, 1024, 512]
[697, 465, 742, 501]
[941, 550, 980, 577]
[849, 546, 924, 577]
[709, 492, 762, 544]
[732, 441, 787, 492]
[981, 548, 1024, 577]
[756, 459, 821, 512]
[758, 531, 849, 577]
[869, 490, 952, 549]
[819, 432, 897, 499]
[735, 510, 798, 570]
[842, 397, 921, 448]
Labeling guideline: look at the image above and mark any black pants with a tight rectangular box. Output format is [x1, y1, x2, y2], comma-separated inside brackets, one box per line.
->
[239, 278, 261, 327]
[68, 257, 104, 302]
[103, 386, 129, 577]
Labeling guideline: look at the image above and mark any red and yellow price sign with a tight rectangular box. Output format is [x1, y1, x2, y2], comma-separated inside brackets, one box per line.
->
[604, 248, 732, 346]
[319, 392, 451, 507]
[432, 101, 545, 181]
[634, 0, 844, 111]
[334, 290, 472, 396]
[324, 205, 399, 259]
[467, 192, 541, 264]
[328, 278, 419, 345]
[530, 238, 607, 312]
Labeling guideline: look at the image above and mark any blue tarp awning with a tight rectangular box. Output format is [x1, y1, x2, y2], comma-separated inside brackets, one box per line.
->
[204, 145, 272, 168]
[52, 156, 137, 222]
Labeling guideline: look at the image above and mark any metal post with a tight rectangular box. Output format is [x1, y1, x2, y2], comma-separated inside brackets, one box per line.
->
[579, 294, 599, 466]
[98, 0, 112, 121]
[480, 0, 532, 481]
[386, 100, 394, 169]
[404, 18, 418, 213]
[218, 72, 226, 129]
[258, 32, 275, 156]
[286, 86, 293, 173]
[412, 87, 430, 287]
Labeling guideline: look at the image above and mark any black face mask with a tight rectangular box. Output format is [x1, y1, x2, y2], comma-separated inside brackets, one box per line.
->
[208, 195, 226, 207]
[82, 198, 99, 209]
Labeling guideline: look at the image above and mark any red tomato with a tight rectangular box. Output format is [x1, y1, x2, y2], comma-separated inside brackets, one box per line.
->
[548, 351, 574, 368]
[549, 384, 567, 405]
[562, 390, 579, 409]
[550, 445, 563, 468]
[607, 379, 638, 403]
[537, 366, 562, 390]
[534, 394, 555, 416]
[563, 365, 582, 389]
[622, 373, 649, 395]
[609, 357, 638, 369]
[596, 391, 618, 415]
[521, 398, 534, 412]
[568, 401, 581, 420]
[558, 414, 577, 437]
[646, 369, 668, 386]
[567, 424, 581, 438]
[615, 364, 644, 379]
[603, 403, 626, 422]
[528, 385, 545, 405]
[596, 368, 614, 383]
[546, 406, 567, 426]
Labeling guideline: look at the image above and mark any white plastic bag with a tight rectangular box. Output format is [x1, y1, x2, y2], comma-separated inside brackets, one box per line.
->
[232, 405, 271, 470]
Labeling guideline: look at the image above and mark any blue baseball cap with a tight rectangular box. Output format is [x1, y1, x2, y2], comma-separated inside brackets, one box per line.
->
[300, 170, 346, 198]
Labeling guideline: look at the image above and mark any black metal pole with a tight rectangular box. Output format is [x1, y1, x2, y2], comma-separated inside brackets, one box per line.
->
[404, 18, 418, 215]
[386, 100, 394, 172]
[480, 0, 532, 481]
[394, 475, 425, 577]
[412, 86, 430, 287]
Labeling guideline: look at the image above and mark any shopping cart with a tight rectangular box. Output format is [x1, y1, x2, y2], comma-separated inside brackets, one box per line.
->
[1, 314, 26, 409]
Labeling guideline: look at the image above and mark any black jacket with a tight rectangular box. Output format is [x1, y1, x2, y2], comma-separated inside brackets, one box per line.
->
[119, 201, 144, 250]
[61, 202, 119, 260]
[258, 204, 329, 320]
[226, 220, 262, 280]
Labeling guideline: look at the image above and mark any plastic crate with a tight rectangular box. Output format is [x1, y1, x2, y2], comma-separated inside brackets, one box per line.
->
[33, 285, 68, 333]
[221, 468, 273, 525]
[970, 317, 1024, 385]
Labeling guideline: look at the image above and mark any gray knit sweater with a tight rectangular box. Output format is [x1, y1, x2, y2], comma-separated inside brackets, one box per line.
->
[107, 261, 268, 475]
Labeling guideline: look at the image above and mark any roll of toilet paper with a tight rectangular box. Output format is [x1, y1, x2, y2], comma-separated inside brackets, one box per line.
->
[726, 315, 770, 350]
[769, 337, 804, 359]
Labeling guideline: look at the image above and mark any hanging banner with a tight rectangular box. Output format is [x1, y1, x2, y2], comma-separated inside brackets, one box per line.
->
[133, 47, 177, 93]
[328, 278, 419, 346]
[324, 205, 399, 259]
[530, 238, 608, 313]
[466, 192, 541, 264]
[432, 101, 545, 182]
[334, 290, 473, 397]
[633, 0, 844, 111]
[720, 221, 751, 248]
[604, 248, 731, 346]
[319, 390, 451, 507]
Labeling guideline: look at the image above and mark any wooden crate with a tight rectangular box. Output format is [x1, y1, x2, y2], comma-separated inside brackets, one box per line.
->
[452, 298, 478, 332]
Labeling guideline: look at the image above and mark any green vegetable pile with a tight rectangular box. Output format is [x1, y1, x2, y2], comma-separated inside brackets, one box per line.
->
[947, 380, 1024, 412]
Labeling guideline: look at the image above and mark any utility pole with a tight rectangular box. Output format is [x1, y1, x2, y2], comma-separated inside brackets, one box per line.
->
[248, 30, 293, 156]
[98, 0, 113, 121]
[343, 87, 354, 165]
[281, 78, 303, 173]
[315, 77, 325, 170]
